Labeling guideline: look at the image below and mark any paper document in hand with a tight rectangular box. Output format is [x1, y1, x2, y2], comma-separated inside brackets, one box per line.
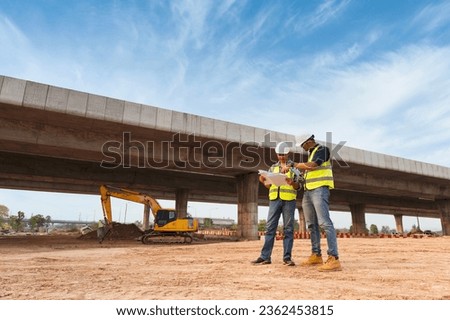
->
[258, 170, 288, 186]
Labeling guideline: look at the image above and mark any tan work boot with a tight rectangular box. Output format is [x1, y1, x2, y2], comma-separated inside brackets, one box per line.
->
[317, 256, 342, 272]
[300, 253, 323, 266]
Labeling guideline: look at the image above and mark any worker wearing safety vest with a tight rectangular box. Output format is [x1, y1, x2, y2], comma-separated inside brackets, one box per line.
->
[288, 134, 342, 272]
[252, 142, 301, 267]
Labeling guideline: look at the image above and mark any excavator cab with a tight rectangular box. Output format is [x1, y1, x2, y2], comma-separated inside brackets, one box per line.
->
[155, 209, 177, 227]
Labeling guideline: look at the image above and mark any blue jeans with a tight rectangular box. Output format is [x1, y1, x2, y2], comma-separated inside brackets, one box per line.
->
[260, 199, 296, 261]
[302, 186, 339, 257]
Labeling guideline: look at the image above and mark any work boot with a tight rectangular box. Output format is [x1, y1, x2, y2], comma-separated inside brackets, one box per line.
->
[283, 259, 295, 266]
[317, 256, 342, 272]
[251, 257, 271, 265]
[300, 253, 323, 266]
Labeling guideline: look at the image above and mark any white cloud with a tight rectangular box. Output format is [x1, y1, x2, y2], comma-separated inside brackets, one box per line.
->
[0, 15, 27, 47]
[0, 15, 37, 78]
[412, 1, 450, 34]
[291, 0, 351, 35]
[169, 0, 213, 50]
[221, 43, 450, 168]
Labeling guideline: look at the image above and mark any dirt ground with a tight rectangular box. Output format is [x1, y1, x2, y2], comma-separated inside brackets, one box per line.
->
[1, 231, 449, 300]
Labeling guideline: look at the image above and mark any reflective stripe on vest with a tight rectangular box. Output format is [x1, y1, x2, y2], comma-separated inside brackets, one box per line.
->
[268, 166, 297, 201]
[304, 145, 334, 190]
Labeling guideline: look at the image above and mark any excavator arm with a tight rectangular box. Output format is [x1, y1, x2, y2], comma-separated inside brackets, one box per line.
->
[100, 184, 163, 224]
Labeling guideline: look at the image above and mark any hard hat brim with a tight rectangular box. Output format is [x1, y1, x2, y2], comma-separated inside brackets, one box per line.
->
[295, 134, 315, 147]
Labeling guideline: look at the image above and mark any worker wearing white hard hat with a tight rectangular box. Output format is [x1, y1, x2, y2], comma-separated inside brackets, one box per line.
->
[286, 134, 342, 271]
[252, 142, 302, 266]
[274, 141, 291, 154]
[296, 134, 315, 148]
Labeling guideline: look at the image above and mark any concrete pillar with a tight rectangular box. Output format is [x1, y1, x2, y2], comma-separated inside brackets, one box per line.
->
[298, 205, 306, 233]
[236, 172, 259, 240]
[436, 200, 450, 236]
[394, 214, 404, 233]
[349, 203, 367, 234]
[143, 204, 151, 230]
[175, 188, 189, 218]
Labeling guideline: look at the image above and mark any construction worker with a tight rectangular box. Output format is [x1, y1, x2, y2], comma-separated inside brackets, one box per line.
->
[252, 142, 302, 266]
[288, 134, 342, 272]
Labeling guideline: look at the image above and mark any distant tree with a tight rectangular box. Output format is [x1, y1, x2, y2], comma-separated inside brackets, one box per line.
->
[369, 224, 379, 235]
[0, 204, 9, 229]
[203, 218, 213, 228]
[410, 224, 422, 234]
[29, 214, 47, 231]
[293, 220, 299, 232]
[45, 216, 52, 231]
[0, 204, 9, 218]
[349, 224, 369, 234]
[258, 219, 266, 232]
[9, 211, 26, 232]
[380, 226, 391, 234]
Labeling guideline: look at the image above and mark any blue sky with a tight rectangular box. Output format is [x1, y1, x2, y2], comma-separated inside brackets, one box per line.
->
[1, 0, 449, 231]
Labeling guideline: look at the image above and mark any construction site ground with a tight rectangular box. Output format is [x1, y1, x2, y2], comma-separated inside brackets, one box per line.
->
[1, 227, 449, 300]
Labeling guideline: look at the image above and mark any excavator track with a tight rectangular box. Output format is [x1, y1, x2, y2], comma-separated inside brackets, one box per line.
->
[141, 231, 193, 244]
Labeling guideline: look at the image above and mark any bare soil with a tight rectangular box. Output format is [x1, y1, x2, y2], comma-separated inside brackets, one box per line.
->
[1, 230, 449, 300]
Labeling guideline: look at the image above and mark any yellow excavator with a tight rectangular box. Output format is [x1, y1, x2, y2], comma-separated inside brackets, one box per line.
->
[99, 184, 198, 244]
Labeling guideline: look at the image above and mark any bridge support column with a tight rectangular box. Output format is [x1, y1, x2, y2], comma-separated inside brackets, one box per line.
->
[350, 204, 367, 234]
[394, 214, 404, 233]
[236, 172, 259, 240]
[143, 204, 151, 230]
[436, 200, 450, 236]
[175, 188, 189, 218]
[298, 205, 306, 233]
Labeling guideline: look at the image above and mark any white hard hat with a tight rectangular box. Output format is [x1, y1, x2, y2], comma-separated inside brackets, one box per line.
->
[296, 134, 315, 147]
[275, 141, 291, 154]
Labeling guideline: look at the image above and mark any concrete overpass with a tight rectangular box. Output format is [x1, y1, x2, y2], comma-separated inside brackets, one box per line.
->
[1, 75, 449, 237]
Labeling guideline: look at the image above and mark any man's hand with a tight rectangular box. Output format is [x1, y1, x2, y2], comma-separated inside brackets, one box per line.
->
[280, 164, 291, 173]
[259, 175, 271, 189]
[286, 177, 300, 190]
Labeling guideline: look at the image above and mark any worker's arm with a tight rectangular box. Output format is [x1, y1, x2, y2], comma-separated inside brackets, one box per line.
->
[285, 177, 300, 190]
[293, 161, 318, 171]
[294, 145, 329, 171]
[281, 161, 317, 173]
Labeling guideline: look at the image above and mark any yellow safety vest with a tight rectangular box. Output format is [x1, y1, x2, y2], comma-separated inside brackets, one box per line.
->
[268, 165, 297, 201]
[304, 145, 334, 190]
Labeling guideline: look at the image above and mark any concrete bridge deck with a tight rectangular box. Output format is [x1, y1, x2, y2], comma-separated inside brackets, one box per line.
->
[1, 75, 449, 236]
